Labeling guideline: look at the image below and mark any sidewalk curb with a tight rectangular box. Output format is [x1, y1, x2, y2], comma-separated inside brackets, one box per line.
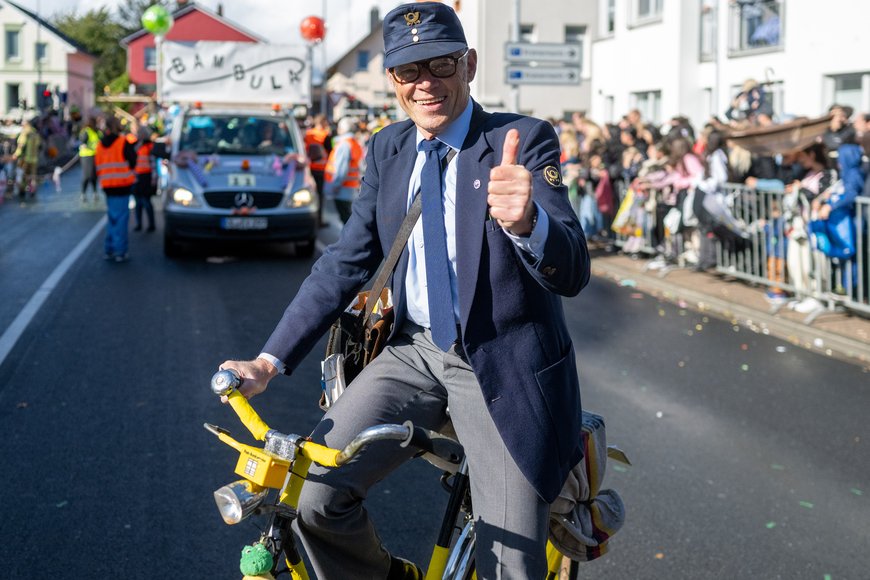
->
[591, 258, 870, 369]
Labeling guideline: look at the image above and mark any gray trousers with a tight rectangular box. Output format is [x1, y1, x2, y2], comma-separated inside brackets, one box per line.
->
[293, 323, 549, 580]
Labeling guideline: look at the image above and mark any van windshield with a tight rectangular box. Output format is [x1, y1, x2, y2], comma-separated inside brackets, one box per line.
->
[179, 114, 297, 156]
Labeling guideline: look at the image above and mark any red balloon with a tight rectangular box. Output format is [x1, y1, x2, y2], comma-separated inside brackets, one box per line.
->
[300, 16, 326, 42]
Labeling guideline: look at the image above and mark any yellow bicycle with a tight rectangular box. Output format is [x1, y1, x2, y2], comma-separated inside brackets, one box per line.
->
[206, 369, 598, 579]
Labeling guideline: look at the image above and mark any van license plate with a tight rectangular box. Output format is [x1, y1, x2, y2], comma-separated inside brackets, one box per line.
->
[221, 217, 268, 230]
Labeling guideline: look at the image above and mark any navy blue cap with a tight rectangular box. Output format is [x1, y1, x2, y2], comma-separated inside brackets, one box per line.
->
[383, 2, 467, 69]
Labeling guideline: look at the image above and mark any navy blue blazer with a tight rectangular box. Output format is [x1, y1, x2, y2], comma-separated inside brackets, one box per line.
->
[263, 102, 590, 502]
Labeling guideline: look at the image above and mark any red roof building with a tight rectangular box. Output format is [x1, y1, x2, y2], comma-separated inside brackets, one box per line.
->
[121, 2, 264, 94]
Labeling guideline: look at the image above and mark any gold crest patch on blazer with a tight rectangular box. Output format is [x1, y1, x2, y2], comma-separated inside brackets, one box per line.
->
[543, 165, 562, 187]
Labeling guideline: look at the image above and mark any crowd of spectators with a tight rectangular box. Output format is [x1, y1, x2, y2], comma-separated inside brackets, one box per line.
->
[548, 90, 869, 309]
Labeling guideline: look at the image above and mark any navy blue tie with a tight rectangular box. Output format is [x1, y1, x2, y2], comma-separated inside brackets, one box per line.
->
[419, 139, 456, 351]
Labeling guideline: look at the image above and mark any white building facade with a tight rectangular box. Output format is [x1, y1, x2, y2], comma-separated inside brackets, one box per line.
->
[0, 0, 95, 116]
[589, 0, 870, 129]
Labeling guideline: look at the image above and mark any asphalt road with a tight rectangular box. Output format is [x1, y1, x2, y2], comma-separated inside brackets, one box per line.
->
[0, 168, 867, 579]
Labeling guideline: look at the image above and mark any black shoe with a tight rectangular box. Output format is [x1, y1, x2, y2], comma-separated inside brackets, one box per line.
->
[388, 556, 423, 580]
[133, 225, 142, 231]
[146, 225, 155, 232]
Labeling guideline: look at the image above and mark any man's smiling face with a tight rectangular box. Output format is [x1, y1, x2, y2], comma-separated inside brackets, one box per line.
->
[388, 49, 477, 139]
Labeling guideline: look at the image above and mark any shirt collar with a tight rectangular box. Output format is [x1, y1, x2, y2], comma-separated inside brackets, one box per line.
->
[415, 98, 473, 152]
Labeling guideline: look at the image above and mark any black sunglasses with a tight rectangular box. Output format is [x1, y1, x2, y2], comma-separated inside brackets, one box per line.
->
[389, 50, 469, 84]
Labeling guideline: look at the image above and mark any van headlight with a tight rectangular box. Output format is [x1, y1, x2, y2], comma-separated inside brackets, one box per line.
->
[171, 187, 200, 207]
[286, 188, 315, 208]
[213, 480, 268, 525]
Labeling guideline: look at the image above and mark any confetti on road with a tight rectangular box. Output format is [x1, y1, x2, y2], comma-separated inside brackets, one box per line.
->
[813, 338, 825, 348]
[612, 465, 628, 473]
[678, 361, 686, 368]
[16, 401, 28, 409]
[631, 293, 644, 299]
[658, 309, 666, 317]
[776, 346, 787, 353]
[850, 488, 863, 496]
[655, 553, 665, 560]
[740, 344, 748, 350]
[741, 364, 750, 371]
[799, 501, 814, 509]
[770, 464, 785, 470]
[655, 411, 663, 418]
[56, 501, 68, 508]
[824, 575, 832, 580]
[619, 279, 637, 287]
[695, 324, 703, 331]
[765, 522, 777, 529]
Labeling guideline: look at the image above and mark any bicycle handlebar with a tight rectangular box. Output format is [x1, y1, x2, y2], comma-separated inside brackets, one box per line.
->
[211, 369, 271, 441]
[210, 369, 463, 468]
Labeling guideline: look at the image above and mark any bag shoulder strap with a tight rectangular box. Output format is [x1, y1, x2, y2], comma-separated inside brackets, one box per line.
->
[364, 148, 457, 320]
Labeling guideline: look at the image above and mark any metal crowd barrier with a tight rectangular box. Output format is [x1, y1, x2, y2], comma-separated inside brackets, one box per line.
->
[603, 183, 870, 323]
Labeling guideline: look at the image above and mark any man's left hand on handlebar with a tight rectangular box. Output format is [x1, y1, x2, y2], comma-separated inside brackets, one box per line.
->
[217, 357, 278, 401]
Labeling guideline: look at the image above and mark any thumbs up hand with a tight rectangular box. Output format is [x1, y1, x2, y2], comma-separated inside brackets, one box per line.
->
[488, 128, 536, 236]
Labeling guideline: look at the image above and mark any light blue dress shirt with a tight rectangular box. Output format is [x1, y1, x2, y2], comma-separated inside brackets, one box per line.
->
[404, 99, 550, 330]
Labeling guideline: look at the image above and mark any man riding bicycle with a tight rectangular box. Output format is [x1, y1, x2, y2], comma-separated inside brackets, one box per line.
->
[220, 4, 590, 578]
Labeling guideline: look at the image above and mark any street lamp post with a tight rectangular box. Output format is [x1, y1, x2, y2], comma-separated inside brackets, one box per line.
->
[300, 14, 327, 116]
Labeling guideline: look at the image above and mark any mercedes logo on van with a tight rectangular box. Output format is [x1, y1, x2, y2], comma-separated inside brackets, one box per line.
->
[234, 192, 254, 208]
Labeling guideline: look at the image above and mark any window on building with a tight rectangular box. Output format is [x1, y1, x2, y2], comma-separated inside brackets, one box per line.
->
[5, 29, 20, 61]
[144, 47, 156, 71]
[699, 0, 716, 61]
[630, 0, 663, 26]
[828, 73, 870, 115]
[599, 0, 616, 35]
[564, 25, 586, 73]
[36, 42, 48, 64]
[519, 24, 536, 43]
[356, 50, 370, 71]
[6, 83, 20, 112]
[604, 95, 615, 124]
[728, 0, 783, 55]
[631, 90, 661, 124]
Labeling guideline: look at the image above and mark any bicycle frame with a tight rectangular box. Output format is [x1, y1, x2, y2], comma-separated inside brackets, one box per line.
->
[206, 369, 574, 580]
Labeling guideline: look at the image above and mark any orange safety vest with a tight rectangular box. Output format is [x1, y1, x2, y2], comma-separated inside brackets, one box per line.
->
[135, 142, 154, 175]
[304, 127, 330, 171]
[96, 137, 135, 189]
[324, 136, 363, 189]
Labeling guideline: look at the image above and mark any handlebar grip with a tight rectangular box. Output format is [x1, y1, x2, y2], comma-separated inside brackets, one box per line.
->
[211, 369, 270, 441]
[225, 390, 271, 441]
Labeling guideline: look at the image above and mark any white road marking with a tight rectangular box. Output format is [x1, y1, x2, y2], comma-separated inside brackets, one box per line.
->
[0, 216, 107, 367]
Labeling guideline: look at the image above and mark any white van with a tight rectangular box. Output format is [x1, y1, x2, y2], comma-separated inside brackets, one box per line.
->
[162, 105, 319, 257]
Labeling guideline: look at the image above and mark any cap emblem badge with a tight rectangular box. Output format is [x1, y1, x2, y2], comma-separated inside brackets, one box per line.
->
[404, 12, 421, 26]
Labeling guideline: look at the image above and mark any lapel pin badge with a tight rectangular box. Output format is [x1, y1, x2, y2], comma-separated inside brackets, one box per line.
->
[473, 179, 481, 189]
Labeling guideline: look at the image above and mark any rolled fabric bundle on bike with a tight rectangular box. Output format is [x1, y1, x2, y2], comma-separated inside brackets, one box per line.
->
[548, 411, 627, 562]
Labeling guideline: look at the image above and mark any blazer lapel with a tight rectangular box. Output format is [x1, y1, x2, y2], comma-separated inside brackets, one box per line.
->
[378, 125, 418, 330]
[455, 103, 494, 329]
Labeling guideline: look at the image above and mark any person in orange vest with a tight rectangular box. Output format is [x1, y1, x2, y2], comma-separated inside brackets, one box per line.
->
[95, 116, 137, 262]
[323, 117, 363, 224]
[304, 114, 332, 227]
[132, 125, 156, 232]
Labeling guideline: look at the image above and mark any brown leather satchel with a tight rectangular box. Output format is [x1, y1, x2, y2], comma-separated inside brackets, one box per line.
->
[323, 287, 394, 386]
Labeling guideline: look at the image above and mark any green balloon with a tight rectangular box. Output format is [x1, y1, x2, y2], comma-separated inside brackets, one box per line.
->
[141, 5, 174, 36]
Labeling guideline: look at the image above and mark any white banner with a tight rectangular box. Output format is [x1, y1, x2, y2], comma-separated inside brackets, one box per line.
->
[161, 42, 311, 105]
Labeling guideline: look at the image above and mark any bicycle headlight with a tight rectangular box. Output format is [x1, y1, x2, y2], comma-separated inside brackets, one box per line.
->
[286, 188, 314, 208]
[213, 480, 268, 525]
[171, 187, 200, 207]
